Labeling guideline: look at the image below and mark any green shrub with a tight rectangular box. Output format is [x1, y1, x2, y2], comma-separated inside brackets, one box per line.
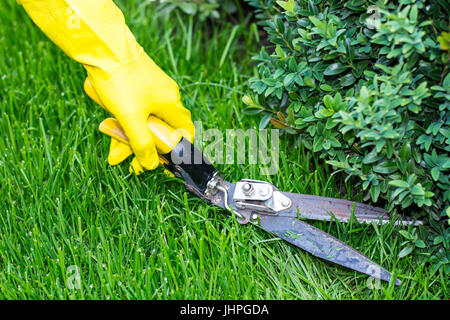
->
[159, 0, 238, 20]
[244, 0, 449, 272]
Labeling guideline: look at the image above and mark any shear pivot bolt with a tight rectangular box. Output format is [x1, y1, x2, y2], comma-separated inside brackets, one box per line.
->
[242, 183, 253, 195]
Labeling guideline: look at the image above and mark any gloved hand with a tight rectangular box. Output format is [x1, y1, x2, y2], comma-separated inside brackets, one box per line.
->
[84, 52, 195, 173]
[84, 76, 193, 174]
[19, 0, 194, 172]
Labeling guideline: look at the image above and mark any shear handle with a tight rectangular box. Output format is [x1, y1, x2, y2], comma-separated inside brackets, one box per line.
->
[99, 117, 217, 193]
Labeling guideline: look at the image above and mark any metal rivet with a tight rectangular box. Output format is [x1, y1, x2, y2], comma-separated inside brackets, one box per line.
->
[259, 186, 269, 196]
[281, 198, 291, 208]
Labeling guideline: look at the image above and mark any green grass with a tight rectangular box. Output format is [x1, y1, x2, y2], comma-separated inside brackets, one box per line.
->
[0, 0, 447, 299]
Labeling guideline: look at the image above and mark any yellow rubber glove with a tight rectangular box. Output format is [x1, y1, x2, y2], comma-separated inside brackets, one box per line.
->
[19, 0, 195, 171]
[84, 78, 174, 175]
[83, 78, 139, 173]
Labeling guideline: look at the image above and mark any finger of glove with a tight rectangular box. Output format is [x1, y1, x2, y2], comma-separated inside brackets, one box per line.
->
[129, 157, 145, 175]
[108, 138, 133, 165]
[117, 113, 159, 170]
[163, 169, 175, 178]
[129, 157, 171, 175]
[152, 100, 195, 143]
[129, 157, 174, 177]
[84, 78, 110, 112]
[110, 138, 168, 170]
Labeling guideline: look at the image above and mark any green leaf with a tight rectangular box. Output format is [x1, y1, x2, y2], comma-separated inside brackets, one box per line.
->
[275, 44, 286, 58]
[400, 142, 411, 160]
[324, 63, 349, 76]
[398, 245, 414, 258]
[178, 3, 198, 15]
[275, 16, 285, 34]
[262, 78, 277, 86]
[294, 74, 304, 86]
[276, 0, 295, 13]
[431, 167, 440, 181]
[242, 95, 253, 105]
[283, 73, 296, 87]
[259, 114, 272, 130]
[433, 236, 444, 245]
[373, 161, 397, 174]
[304, 76, 316, 88]
[399, 230, 412, 240]
[309, 16, 326, 34]
[443, 72, 450, 89]
[410, 185, 425, 197]
[363, 149, 383, 164]
[320, 84, 332, 91]
[339, 73, 356, 87]
[389, 180, 409, 188]
[415, 240, 426, 248]
[323, 95, 334, 109]
[370, 184, 381, 202]
[409, 5, 418, 21]
[313, 136, 324, 152]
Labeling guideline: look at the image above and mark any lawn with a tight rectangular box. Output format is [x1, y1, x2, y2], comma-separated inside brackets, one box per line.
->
[0, 0, 447, 299]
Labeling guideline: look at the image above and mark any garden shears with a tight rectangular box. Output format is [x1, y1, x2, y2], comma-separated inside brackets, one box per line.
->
[99, 116, 422, 286]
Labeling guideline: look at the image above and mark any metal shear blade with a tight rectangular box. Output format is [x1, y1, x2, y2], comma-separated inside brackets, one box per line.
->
[257, 214, 401, 285]
[221, 179, 421, 226]
[208, 179, 406, 285]
[276, 191, 422, 226]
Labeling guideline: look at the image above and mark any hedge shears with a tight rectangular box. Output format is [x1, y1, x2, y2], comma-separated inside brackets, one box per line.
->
[100, 116, 422, 286]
